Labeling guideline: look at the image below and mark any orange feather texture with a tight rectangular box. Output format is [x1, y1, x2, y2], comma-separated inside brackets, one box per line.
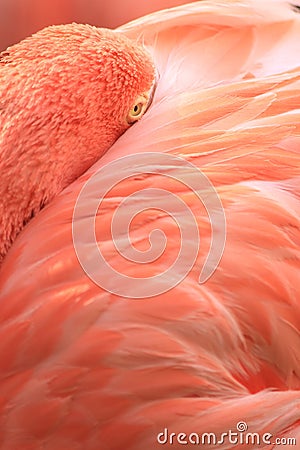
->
[0, 1, 300, 450]
[0, 23, 155, 262]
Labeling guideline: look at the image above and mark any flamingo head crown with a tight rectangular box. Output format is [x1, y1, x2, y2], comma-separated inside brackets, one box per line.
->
[0, 23, 156, 262]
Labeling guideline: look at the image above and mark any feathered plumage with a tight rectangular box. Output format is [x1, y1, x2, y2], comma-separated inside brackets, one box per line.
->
[0, 1, 300, 449]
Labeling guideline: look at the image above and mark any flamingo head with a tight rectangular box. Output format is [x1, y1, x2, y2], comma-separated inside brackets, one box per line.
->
[0, 23, 156, 262]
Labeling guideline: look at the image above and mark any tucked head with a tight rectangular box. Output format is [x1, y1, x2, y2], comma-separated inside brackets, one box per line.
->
[0, 23, 156, 262]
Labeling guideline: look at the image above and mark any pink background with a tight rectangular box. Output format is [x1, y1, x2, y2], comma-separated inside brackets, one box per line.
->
[0, 0, 194, 50]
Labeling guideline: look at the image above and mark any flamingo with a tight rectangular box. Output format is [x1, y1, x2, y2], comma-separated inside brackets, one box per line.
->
[0, 1, 300, 449]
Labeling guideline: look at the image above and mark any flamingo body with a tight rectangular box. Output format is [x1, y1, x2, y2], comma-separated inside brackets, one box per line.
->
[0, 1, 300, 449]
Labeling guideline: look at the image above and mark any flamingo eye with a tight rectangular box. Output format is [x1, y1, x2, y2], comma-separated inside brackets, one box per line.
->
[126, 95, 148, 124]
[133, 103, 143, 115]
